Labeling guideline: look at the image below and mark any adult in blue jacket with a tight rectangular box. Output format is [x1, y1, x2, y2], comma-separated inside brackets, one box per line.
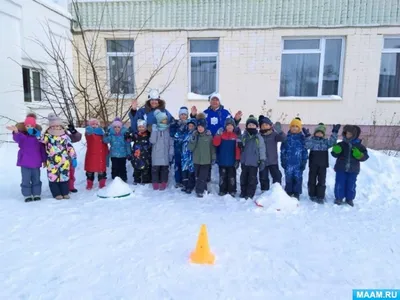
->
[129, 89, 174, 133]
[190, 93, 242, 136]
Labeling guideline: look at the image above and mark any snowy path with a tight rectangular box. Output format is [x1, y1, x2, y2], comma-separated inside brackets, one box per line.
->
[1, 141, 400, 300]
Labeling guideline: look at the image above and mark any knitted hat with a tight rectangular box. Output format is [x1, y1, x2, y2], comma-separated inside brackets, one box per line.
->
[225, 117, 236, 128]
[196, 112, 207, 129]
[246, 115, 258, 127]
[137, 119, 147, 127]
[111, 117, 123, 128]
[187, 118, 197, 127]
[290, 117, 302, 130]
[88, 118, 99, 126]
[314, 123, 326, 136]
[154, 109, 168, 124]
[209, 92, 221, 103]
[48, 113, 63, 127]
[148, 89, 160, 100]
[258, 115, 273, 126]
[26, 113, 37, 119]
[179, 106, 189, 116]
[24, 116, 37, 127]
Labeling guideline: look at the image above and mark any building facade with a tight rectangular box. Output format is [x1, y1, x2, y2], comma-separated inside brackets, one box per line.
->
[72, 0, 400, 148]
[0, 0, 71, 134]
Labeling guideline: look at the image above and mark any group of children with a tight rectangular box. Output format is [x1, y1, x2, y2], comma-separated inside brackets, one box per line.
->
[8, 107, 369, 207]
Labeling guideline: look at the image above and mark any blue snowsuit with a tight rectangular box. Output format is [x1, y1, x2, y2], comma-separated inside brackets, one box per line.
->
[180, 129, 195, 192]
[280, 131, 308, 196]
[170, 120, 187, 185]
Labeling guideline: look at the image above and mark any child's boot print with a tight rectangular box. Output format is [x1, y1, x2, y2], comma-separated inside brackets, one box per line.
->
[99, 179, 106, 189]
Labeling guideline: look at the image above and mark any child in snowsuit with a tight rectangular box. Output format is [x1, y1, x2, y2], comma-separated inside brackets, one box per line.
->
[331, 125, 369, 207]
[305, 123, 340, 204]
[188, 113, 215, 198]
[179, 118, 196, 194]
[170, 106, 189, 188]
[280, 118, 308, 200]
[42, 114, 77, 200]
[84, 118, 109, 190]
[150, 110, 174, 190]
[130, 119, 152, 184]
[213, 118, 241, 197]
[258, 115, 286, 192]
[7, 114, 46, 202]
[238, 115, 266, 200]
[65, 120, 82, 193]
[103, 118, 131, 182]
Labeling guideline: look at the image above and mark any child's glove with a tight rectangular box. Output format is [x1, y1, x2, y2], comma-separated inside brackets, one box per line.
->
[332, 124, 341, 134]
[259, 160, 266, 171]
[68, 123, 77, 134]
[27, 127, 41, 137]
[124, 130, 132, 141]
[274, 122, 282, 134]
[234, 160, 240, 169]
[302, 127, 311, 138]
[216, 128, 224, 136]
[332, 144, 342, 154]
[93, 127, 104, 135]
[352, 147, 364, 159]
[72, 159, 78, 168]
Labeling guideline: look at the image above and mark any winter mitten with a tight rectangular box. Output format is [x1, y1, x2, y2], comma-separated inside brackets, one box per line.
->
[234, 160, 240, 169]
[274, 122, 282, 134]
[103, 127, 110, 136]
[93, 127, 104, 135]
[72, 159, 78, 168]
[302, 127, 311, 138]
[68, 123, 77, 134]
[352, 147, 364, 159]
[332, 124, 341, 134]
[124, 130, 132, 141]
[259, 160, 266, 171]
[332, 144, 342, 154]
[216, 128, 224, 136]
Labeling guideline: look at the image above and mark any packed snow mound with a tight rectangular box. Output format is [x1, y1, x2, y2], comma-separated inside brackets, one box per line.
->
[255, 183, 299, 212]
[97, 177, 133, 198]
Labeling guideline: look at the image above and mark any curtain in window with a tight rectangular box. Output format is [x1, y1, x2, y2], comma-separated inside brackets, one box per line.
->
[109, 56, 134, 94]
[190, 56, 216, 95]
[378, 53, 400, 97]
[322, 39, 342, 95]
[280, 53, 320, 97]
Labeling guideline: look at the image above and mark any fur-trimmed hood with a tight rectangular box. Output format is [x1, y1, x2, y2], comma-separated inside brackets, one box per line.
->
[15, 122, 42, 133]
[144, 99, 166, 113]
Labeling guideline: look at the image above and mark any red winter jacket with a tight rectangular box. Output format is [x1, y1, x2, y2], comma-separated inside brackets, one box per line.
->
[213, 131, 241, 166]
[85, 133, 109, 173]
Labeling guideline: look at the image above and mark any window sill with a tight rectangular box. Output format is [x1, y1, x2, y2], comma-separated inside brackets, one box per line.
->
[187, 92, 210, 101]
[277, 96, 342, 101]
[24, 101, 49, 108]
[377, 97, 400, 102]
[109, 94, 136, 99]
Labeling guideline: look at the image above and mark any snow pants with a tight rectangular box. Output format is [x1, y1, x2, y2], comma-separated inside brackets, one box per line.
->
[49, 181, 69, 198]
[308, 164, 327, 200]
[152, 165, 169, 184]
[259, 164, 282, 191]
[284, 167, 303, 196]
[334, 171, 358, 201]
[195, 164, 210, 194]
[219, 166, 237, 194]
[68, 166, 76, 191]
[240, 165, 258, 199]
[134, 167, 151, 184]
[182, 170, 195, 192]
[174, 152, 182, 185]
[21, 167, 42, 197]
[111, 157, 127, 182]
[86, 171, 107, 181]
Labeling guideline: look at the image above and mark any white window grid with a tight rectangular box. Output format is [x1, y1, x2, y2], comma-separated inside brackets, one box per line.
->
[280, 37, 346, 99]
[188, 39, 219, 96]
[106, 43, 135, 98]
[23, 67, 43, 102]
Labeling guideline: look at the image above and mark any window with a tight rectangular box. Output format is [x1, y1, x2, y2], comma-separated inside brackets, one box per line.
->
[22, 67, 42, 102]
[280, 38, 345, 98]
[378, 37, 400, 98]
[107, 40, 134, 95]
[189, 39, 218, 96]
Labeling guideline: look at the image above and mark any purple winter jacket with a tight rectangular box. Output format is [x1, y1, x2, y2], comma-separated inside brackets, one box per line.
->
[13, 132, 47, 168]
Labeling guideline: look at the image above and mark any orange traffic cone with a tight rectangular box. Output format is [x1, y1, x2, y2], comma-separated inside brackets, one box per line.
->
[190, 224, 215, 265]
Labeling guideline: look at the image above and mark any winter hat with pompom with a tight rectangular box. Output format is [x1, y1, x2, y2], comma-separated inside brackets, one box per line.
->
[48, 113, 63, 127]
[111, 117, 123, 128]
[290, 117, 302, 130]
[179, 106, 189, 116]
[314, 123, 326, 136]
[224, 117, 236, 128]
[137, 119, 147, 128]
[258, 115, 273, 126]
[246, 115, 258, 127]
[24, 116, 37, 127]
[187, 118, 197, 127]
[208, 92, 222, 104]
[154, 109, 168, 124]
[196, 112, 207, 129]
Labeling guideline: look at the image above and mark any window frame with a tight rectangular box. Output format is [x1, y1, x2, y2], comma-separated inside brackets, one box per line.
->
[279, 36, 345, 100]
[106, 39, 135, 98]
[377, 36, 400, 102]
[188, 38, 219, 99]
[22, 67, 43, 103]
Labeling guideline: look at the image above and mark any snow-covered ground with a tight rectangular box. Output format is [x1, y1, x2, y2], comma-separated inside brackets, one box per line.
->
[1, 134, 400, 300]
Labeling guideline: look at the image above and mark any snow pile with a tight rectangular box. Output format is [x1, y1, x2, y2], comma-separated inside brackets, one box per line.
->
[255, 183, 299, 212]
[97, 177, 133, 198]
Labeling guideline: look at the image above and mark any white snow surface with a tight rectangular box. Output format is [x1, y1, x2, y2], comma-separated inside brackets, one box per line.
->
[97, 177, 133, 198]
[255, 183, 299, 212]
[1, 133, 400, 300]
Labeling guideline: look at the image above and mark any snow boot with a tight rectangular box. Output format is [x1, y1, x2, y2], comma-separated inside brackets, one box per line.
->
[185, 189, 192, 194]
[239, 193, 246, 199]
[310, 196, 317, 202]
[196, 192, 204, 198]
[218, 192, 227, 196]
[152, 183, 159, 190]
[175, 183, 183, 188]
[159, 182, 167, 191]
[99, 179, 106, 189]
[345, 199, 354, 207]
[315, 198, 324, 204]
[293, 193, 300, 200]
[63, 195, 70, 199]
[25, 196, 33, 202]
[334, 199, 343, 205]
[229, 192, 236, 198]
[33, 196, 41, 201]
[55, 195, 63, 200]
[70, 188, 78, 193]
[181, 187, 187, 192]
[86, 180, 94, 190]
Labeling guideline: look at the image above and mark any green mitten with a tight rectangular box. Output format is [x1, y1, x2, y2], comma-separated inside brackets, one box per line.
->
[352, 147, 363, 159]
[332, 144, 342, 154]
